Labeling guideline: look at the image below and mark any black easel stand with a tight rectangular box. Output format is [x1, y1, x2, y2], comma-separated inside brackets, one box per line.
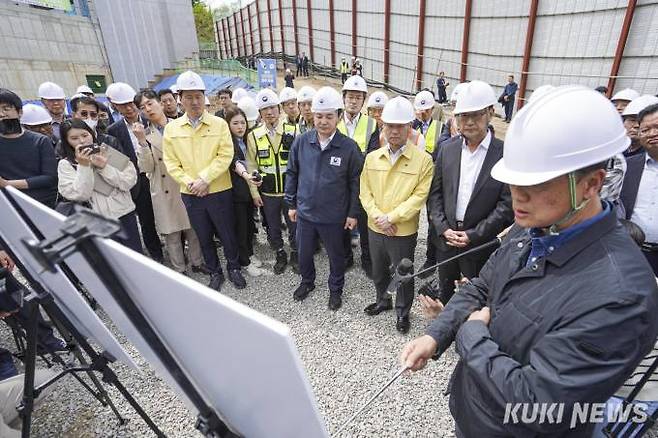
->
[18, 208, 241, 438]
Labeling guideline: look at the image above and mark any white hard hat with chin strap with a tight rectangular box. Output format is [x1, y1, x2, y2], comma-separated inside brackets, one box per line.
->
[491, 86, 630, 234]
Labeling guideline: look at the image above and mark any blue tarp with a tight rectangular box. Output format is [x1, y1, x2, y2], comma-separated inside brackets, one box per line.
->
[153, 74, 253, 95]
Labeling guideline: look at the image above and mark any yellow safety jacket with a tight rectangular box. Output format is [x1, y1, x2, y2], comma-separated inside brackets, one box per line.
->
[249, 124, 292, 195]
[417, 119, 439, 154]
[337, 113, 376, 153]
[340, 62, 350, 74]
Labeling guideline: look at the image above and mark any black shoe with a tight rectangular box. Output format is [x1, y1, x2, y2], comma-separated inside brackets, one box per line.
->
[273, 249, 288, 274]
[228, 269, 246, 289]
[364, 301, 393, 316]
[293, 283, 315, 301]
[192, 264, 212, 275]
[208, 272, 225, 291]
[362, 259, 373, 278]
[417, 260, 436, 279]
[290, 251, 299, 274]
[328, 292, 342, 311]
[345, 256, 354, 270]
[396, 316, 410, 334]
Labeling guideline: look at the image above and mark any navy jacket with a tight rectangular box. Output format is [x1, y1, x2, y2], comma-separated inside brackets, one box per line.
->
[503, 81, 518, 98]
[427, 209, 658, 437]
[619, 151, 647, 219]
[285, 129, 363, 224]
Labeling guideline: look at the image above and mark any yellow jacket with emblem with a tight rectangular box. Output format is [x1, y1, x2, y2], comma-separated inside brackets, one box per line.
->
[246, 122, 293, 197]
[359, 140, 434, 236]
[162, 111, 233, 195]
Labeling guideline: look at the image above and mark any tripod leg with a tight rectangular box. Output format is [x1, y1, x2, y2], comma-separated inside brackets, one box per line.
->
[109, 375, 166, 437]
[20, 298, 39, 438]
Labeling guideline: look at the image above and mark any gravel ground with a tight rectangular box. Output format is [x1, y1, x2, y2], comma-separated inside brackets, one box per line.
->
[3, 211, 462, 437]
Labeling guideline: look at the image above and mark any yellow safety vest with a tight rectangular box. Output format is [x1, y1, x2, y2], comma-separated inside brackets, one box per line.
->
[338, 114, 376, 153]
[417, 119, 439, 154]
[252, 126, 290, 194]
[282, 120, 299, 137]
[340, 62, 350, 74]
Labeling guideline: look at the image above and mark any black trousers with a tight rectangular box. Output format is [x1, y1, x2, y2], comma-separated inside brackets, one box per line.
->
[425, 210, 438, 265]
[297, 217, 345, 294]
[504, 97, 515, 121]
[344, 203, 370, 265]
[134, 173, 163, 260]
[341, 73, 347, 84]
[234, 200, 255, 266]
[181, 190, 240, 274]
[436, 245, 493, 304]
[117, 211, 143, 254]
[262, 194, 296, 252]
[438, 86, 447, 103]
[369, 231, 417, 318]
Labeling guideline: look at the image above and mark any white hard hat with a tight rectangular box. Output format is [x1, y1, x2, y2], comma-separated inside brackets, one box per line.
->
[381, 96, 415, 124]
[528, 85, 556, 105]
[611, 88, 640, 103]
[204, 96, 210, 106]
[491, 86, 629, 187]
[76, 85, 93, 95]
[367, 91, 389, 109]
[255, 88, 280, 110]
[622, 95, 658, 117]
[70, 93, 87, 100]
[238, 96, 259, 122]
[170, 84, 179, 94]
[279, 87, 298, 103]
[20, 104, 52, 126]
[297, 86, 316, 103]
[38, 81, 65, 100]
[342, 75, 368, 93]
[450, 82, 468, 103]
[231, 88, 248, 103]
[106, 82, 136, 104]
[311, 86, 344, 112]
[176, 70, 205, 92]
[413, 90, 435, 111]
[453, 80, 496, 114]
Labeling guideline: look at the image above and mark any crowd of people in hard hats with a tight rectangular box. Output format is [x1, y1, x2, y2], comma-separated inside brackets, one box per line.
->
[1, 64, 658, 436]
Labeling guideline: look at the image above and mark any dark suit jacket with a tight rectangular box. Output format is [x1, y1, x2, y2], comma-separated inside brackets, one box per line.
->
[620, 151, 647, 220]
[230, 136, 252, 204]
[428, 135, 513, 253]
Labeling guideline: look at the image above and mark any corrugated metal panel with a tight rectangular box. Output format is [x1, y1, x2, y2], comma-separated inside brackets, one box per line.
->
[423, 0, 464, 95]
[296, 3, 310, 57]
[388, 1, 419, 91]
[615, 2, 658, 92]
[250, 5, 261, 53]
[270, 0, 281, 53]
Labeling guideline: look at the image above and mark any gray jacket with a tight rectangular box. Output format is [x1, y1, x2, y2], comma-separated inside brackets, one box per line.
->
[426, 209, 658, 437]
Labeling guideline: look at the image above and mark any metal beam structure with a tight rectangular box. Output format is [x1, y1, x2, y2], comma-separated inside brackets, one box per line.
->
[518, 0, 539, 110]
[460, 0, 473, 82]
[248, 3, 255, 55]
[292, 0, 300, 55]
[266, 0, 275, 53]
[329, 0, 336, 67]
[416, 0, 427, 91]
[233, 12, 241, 57]
[306, 0, 314, 61]
[255, 0, 264, 53]
[383, 0, 391, 84]
[240, 7, 248, 57]
[351, 0, 357, 58]
[607, 0, 637, 96]
[278, 0, 286, 55]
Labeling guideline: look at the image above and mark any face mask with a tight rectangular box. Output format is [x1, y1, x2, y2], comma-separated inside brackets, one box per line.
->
[97, 119, 109, 133]
[0, 118, 22, 135]
[83, 118, 98, 131]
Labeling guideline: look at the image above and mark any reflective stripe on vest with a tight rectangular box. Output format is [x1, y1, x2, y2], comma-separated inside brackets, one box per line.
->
[338, 114, 376, 153]
[340, 62, 350, 74]
[252, 128, 289, 194]
[282, 121, 299, 137]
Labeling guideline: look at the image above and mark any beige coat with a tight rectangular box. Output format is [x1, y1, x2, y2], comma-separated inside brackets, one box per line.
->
[137, 124, 192, 235]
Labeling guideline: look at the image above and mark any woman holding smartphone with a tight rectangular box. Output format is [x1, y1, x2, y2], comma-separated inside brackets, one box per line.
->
[225, 105, 266, 277]
[57, 119, 142, 252]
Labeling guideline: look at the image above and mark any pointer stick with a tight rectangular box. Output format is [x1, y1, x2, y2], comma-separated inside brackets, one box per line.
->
[333, 366, 409, 436]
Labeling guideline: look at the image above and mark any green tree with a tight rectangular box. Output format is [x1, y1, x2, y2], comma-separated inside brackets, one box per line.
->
[193, 1, 215, 45]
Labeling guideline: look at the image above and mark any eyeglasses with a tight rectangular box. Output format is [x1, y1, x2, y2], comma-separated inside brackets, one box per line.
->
[79, 110, 98, 118]
[456, 109, 489, 120]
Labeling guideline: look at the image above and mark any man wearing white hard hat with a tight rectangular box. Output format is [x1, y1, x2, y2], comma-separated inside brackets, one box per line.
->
[401, 86, 658, 437]
[424, 80, 513, 303]
[0, 88, 58, 208]
[366, 91, 388, 130]
[279, 87, 300, 136]
[620, 101, 658, 275]
[360, 96, 434, 333]
[163, 71, 246, 291]
[297, 85, 315, 134]
[338, 75, 378, 276]
[622, 95, 658, 158]
[20, 103, 55, 145]
[285, 86, 364, 311]
[339, 57, 350, 84]
[412, 89, 444, 155]
[611, 88, 640, 114]
[38, 81, 68, 141]
[76, 85, 95, 98]
[106, 82, 163, 262]
[246, 88, 298, 275]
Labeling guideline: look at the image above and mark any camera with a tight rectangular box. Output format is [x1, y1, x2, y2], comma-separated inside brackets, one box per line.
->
[82, 143, 102, 154]
[251, 171, 263, 183]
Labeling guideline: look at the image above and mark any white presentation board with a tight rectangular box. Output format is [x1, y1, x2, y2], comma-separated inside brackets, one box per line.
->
[7, 187, 329, 438]
[0, 188, 138, 370]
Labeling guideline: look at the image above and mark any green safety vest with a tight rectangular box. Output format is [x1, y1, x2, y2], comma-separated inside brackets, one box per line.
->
[337, 114, 376, 153]
[282, 120, 299, 137]
[417, 119, 439, 154]
[340, 62, 350, 74]
[252, 125, 290, 194]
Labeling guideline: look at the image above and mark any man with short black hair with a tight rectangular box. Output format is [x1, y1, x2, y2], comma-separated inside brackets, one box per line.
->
[0, 88, 58, 208]
[214, 88, 233, 119]
[157, 89, 182, 119]
[69, 96, 122, 154]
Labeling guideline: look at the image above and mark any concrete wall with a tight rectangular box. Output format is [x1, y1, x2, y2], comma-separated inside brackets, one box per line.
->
[220, 0, 658, 104]
[0, 0, 111, 99]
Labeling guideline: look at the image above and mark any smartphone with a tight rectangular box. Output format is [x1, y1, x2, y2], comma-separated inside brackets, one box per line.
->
[251, 171, 262, 183]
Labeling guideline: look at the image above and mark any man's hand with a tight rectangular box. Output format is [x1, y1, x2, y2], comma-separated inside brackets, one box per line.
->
[400, 335, 438, 372]
[467, 306, 490, 325]
[0, 251, 15, 272]
[253, 196, 264, 208]
[382, 224, 398, 236]
[0, 310, 17, 319]
[443, 229, 469, 247]
[189, 179, 209, 197]
[132, 122, 147, 144]
[418, 295, 444, 320]
[288, 209, 297, 222]
[0, 177, 7, 188]
[344, 217, 357, 230]
[374, 215, 393, 231]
